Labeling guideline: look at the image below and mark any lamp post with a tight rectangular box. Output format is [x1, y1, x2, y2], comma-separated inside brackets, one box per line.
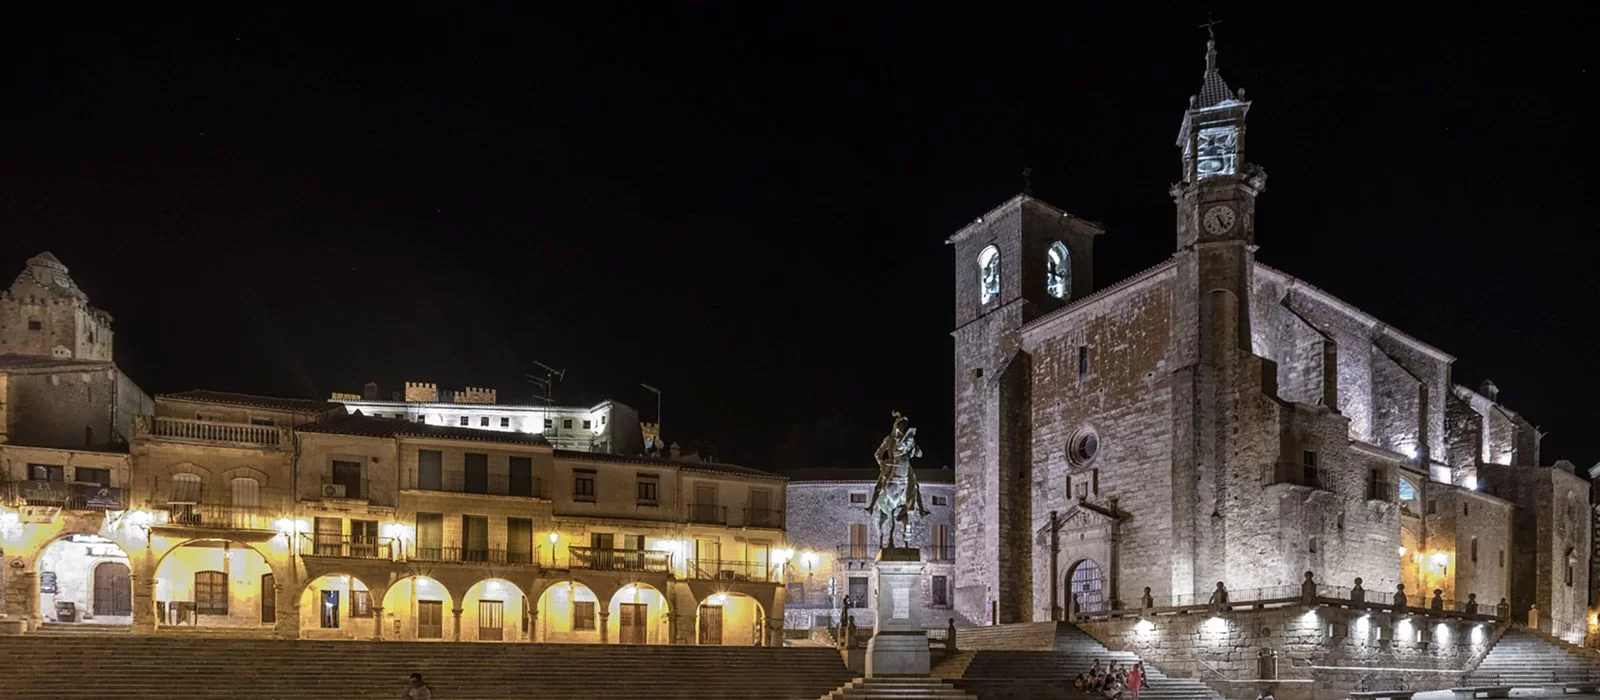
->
[640, 383, 662, 443]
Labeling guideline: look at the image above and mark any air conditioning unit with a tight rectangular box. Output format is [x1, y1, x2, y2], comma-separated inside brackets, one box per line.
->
[321, 484, 347, 498]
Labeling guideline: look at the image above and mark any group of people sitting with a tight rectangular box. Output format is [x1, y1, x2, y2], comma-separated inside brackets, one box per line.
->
[1074, 659, 1146, 698]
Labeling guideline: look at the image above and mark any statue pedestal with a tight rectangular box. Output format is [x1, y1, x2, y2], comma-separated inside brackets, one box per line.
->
[865, 547, 930, 677]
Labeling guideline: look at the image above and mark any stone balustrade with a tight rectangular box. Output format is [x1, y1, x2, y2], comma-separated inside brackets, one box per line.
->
[135, 415, 289, 447]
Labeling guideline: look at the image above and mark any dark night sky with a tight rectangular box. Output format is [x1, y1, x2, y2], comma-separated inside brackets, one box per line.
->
[1, 4, 1594, 470]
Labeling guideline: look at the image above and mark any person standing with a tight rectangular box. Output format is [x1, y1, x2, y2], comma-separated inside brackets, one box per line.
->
[1128, 662, 1145, 699]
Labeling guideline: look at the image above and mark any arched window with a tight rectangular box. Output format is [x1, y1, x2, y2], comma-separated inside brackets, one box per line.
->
[170, 473, 202, 504]
[231, 477, 260, 509]
[1067, 559, 1104, 613]
[1046, 242, 1071, 300]
[977, 246, 1000, 304]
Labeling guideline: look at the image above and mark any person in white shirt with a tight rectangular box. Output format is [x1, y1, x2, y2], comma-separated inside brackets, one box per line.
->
[402, 672, 433, 700]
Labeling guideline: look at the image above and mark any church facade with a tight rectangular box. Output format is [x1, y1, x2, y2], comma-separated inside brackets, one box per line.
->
[950, 40, 1591, 643]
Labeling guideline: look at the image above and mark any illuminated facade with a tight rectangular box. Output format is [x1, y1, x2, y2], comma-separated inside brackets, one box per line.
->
[951, 38, 1591, 642]
[0, 254, 790, 644]
[332, 382, 646, 455]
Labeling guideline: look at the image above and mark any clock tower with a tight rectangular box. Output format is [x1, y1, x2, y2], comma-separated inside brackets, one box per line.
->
[1172, 36, 1266, 251]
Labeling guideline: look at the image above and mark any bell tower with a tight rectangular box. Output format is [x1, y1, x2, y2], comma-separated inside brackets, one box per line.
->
[1173, 35, 1267, 252]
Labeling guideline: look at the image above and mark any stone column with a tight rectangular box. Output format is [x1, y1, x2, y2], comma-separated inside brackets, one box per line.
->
[372, 607, 385, 640]
[451, 607, 463, 641]
[766, 615, 783, 647]
[598, 610, 610, 644]
[865, 547, 930, 677]
[665, 610, 676, 645]
[528, 609, 539, 643]
[130, 573, 157, 634]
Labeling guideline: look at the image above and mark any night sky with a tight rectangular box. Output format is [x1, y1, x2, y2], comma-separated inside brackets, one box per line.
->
[1, 4, 1593, 470]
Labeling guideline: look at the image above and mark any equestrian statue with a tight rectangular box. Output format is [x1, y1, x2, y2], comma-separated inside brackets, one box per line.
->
[866, 411, 931, 548]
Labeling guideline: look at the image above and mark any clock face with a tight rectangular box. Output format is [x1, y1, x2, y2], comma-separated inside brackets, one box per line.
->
[1202, 205, 1237, 236]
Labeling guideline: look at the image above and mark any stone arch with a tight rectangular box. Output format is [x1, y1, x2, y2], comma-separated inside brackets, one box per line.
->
[535, 580, 600, 643]
[217, 466, 272, 484]
[608, 582, 671, 644]
[379, 575, 453, 641]
[694, 591, 765, 646]
[152, 537, 278, 630]
[462, 578, 529, 642]
[299, 572, 376, 639]
[35, 533, 133, 625]
[1066, 558, 1105, 613]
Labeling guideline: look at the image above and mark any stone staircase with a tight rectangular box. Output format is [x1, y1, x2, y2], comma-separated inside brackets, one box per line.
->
[935, 622, 1222, 700]
[818, 677, 978, 699]
[1464, 628, 1600, 688]
[0, 635, 856, 699]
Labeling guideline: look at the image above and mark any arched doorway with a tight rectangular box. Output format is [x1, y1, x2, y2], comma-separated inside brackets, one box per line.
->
[153, 539, 273, 629]
[607, 583, 669, 644]
[535, 580, 598, 643]
[1067, 559, 1104, 614]
[299, 574, 374, 639]
[37, 535, 131, 625]
[379, 576, 451, 641]
[696, 591, 764, 646]
[463, 579, 527, 642]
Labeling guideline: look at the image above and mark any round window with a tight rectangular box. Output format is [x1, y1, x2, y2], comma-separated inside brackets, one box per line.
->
[1069, 427, 1099, 466]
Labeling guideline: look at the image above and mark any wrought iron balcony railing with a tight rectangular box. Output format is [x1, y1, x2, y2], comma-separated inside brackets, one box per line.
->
[837, 543, 876, 560]
[569, 546, 672, 574]
[401, 470, 544, 499]
[300, 534, 396, 560]
[743, 507, 783, 529]
[407, 545, 539, 566]
[161, 503, 276, 531]
[688, 558, 772, 583]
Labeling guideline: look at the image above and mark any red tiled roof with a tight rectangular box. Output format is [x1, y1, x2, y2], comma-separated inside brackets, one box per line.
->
[158, 390, 342, 415]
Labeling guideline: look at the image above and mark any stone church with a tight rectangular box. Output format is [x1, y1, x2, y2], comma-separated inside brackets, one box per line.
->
[950, 39, 1592, 642]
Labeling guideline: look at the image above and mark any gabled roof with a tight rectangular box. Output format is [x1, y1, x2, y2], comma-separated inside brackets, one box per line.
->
[553, 450, 785, 481]
[158, 390, 342, 415]
[299, 414, 552, 446]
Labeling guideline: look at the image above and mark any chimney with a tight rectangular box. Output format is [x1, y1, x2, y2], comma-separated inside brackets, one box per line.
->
[669, 442, 681, 460]
[1479, 379, 1500, 402]
[363, 381, 380, 401]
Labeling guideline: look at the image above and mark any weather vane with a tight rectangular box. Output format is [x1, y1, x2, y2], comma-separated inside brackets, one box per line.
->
[1199, 14, 1223, 40]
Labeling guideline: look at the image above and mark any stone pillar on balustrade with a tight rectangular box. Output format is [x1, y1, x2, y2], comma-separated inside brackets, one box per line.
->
[865, 547, 930, 677]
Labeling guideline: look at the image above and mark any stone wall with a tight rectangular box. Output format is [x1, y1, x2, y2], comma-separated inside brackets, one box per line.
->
[4, 367, 121, 449]
[1078, 604, 1505, 700]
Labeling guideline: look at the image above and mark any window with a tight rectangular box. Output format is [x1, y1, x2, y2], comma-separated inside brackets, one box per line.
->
[563, 419, 573, 430]
[27, 319, 41, 331]
[500, 417, 510, 428]
[507, 518, 534, 564]
[582, 420, 592, 429]
[350, 589, 373, 618]
[1566, 548, 1576, 586]
[1426, 499, 1437, 515]
[544, 418, 554, 430]
[1499, 549, 1505, 568]
[637, 478, 659, 503]
[416, 512, 444, 560]
[849, 492, 867, 504]
[1398, 480, 1418, 501]
[230, 477, 260, 508]
[170, 473, 202, 503]
[248, 417, 274, 426]
[331, 460, 362, 499]
[1367, 469, 1388, 501]
[1196, 125, 1239, 178]
[29, 464, 65, 481]
[846, 523, 869, 558]
[932, 495, 948, 506]
[590, 532, 615, 549]
[464, 453, 489, 494]
[1077, 345, 1090, 381]
[977, 245, 1001, 304]
[1092, 469, 1100, 495]
[1471, 537, 1479, 564]
[574, 471, 596, 501]
[1068, 428, 1099, 466]
[1303, 450, 1320, 489]
[1309, 536, 1318, 553]
[1046, 242, 1071, 300]
[932, 524, 953, 560]
[418, 450, 443, 490]
[573, 601, 596, 630]
[462, 515, 490, 562]
[932, 575, 949, 607]
[508, 456, 534, 497]
[480, 417, 489, 427]
[194, 571, 228, 615]
[1464, 502, 1470, 517]
[848, 576, 869, 602]
[416, 415, 427, 423]
[459, 416, 470, 426]
[75, 467, 111, 487]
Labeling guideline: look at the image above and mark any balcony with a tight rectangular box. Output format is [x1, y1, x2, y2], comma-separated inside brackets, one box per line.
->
[837, 543, 877, 561]
[315, 479, 394, 507]
[161, 504, 276, 531]
[743, 507, 783, 529]
[928, 544, 956, 562]
[299, 534, 396, 560]
[407, 545, 539, 566]
[688, 559, 773, 583]
[401, 471, 545, 499]
[569, 546, 672, 574]
[2, 480, 126, 511]
[136, 415, 288, 448]
[688, 503, 726, 525]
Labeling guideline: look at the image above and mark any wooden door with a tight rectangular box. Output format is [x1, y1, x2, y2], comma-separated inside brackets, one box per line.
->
[698, 604, 723, 645]
[619, 602, 647, 644]
[417, 600, 444, 639]
[478, 600, 504, 641]
[92, 562, 131, 616]
[261, 574, 276, 624]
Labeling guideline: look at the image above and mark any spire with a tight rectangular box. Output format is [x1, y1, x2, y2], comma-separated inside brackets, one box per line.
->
[1195, 37, 1235, 108]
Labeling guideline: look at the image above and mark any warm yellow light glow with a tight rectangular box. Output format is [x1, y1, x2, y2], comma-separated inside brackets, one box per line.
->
[1397, 547, 1406, 556]
[1135, 618, 1155, 634]
[772, 548, 794, 566]
[548, 532, 559, 544]
[801, 551, 819, 570]
[714, 593, 727, 604]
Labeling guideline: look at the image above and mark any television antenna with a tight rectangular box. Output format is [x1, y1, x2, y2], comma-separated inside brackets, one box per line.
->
[525, 360, 566, 405]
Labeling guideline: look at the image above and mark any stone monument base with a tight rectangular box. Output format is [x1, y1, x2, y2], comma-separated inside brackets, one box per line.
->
[865, 546, 930, 677]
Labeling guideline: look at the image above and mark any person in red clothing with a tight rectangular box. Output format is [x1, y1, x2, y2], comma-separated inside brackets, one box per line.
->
[1127, 662, 1146, 699]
